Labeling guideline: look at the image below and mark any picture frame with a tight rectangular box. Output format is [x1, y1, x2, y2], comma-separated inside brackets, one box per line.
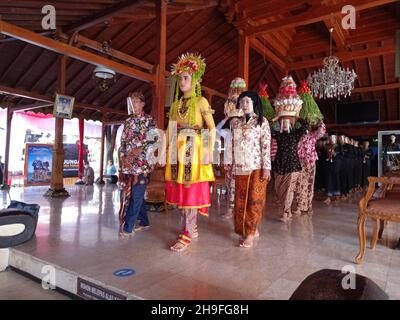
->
[53, 93, 75, 119]
[24, 143, 53, 186]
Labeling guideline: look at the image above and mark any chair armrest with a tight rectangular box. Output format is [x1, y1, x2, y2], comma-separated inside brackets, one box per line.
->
[367, 176, 400, 185]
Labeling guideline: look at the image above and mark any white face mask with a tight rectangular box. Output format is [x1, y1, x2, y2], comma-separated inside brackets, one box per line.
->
[239, 96, 254, 115]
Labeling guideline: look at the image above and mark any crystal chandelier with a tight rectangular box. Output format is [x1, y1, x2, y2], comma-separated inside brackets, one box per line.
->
[307, 28, 357, 99]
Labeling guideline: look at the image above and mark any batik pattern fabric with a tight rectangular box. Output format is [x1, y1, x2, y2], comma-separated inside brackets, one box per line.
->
[232, 115, 271, 175]
[275, 172, 301, 219]
[295, 164, 316, 213]
[165, 96, 215, 212]
[271, 138, 278, 162]
[234, 170, 267, 237]
[120, 112, 157, 176]
[297, 122, 326, 167]
[272, 119, 307, 175]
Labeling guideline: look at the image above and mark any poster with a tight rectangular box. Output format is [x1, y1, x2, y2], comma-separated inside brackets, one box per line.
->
[24, 144, 53, 186]
[63, 143, 89, 177]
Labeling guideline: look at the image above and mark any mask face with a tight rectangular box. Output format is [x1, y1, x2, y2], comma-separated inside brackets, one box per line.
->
[282, 120, 290, 132]
[127, 97, 144, 115]
[239, 96, 254, 115]
[179, 72, 192, 93]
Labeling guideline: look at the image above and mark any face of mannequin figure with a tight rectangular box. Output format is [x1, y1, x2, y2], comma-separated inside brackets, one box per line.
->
[339, 135, 345, 145]
[179, 72, 192, 93]
[363, 141, 370, 149]
[239, 96, 254, 115]
[282, 119, 290, 132]
[390, 135, 396, 144]
[129, 96, 145, 115]
[330, 135, 337, 144]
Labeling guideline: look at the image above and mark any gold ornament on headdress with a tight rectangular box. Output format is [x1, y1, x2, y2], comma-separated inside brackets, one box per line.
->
[169, 52, 206, 126]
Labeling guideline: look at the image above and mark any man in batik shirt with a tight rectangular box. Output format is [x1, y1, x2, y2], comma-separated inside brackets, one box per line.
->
[119, 91, 157, 237]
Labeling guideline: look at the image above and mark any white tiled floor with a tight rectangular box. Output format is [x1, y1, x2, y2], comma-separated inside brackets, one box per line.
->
[1, 185, 399, 300]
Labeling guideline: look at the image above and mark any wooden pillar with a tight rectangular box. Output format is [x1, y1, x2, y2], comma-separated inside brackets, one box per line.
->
[2, 107, 13, 189]
[98, 122, 106, 184]
[44, 56, 70, 197]
[152, 0, 167, 129]
[238, 29, 249, 87]
[78, 117, 84, 179]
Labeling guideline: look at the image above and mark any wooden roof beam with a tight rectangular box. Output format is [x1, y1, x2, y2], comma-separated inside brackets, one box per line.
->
[250, 38, 287, 71]
[11, 102, 53, 113]
[353, 82, 400, 93]
[64, 0, 150, 34]
[74, 34, 154, 72]
[247, 0, 399, 37]
[287, 43, 395, 70]
[0, 20, 155, 83]
[0, 85, 127, 116]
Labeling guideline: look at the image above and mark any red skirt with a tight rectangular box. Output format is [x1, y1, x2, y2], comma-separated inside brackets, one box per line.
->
[165, 181, 210, 215]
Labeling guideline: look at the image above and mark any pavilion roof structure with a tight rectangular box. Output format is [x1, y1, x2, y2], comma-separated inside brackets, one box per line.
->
[0, 0, 398, 133]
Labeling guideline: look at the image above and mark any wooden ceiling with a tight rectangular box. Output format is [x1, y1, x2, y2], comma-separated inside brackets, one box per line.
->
[0, 0, 399, 130]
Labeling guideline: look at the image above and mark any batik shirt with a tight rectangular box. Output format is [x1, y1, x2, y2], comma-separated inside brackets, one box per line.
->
[120, 112, 156, 176]
[272, 119, 307, 175]
[297, 122, 326, 167]
[232, 115, 271, 175]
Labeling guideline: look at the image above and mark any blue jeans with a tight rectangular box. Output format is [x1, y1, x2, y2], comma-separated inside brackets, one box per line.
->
[123, 183, 149, 233]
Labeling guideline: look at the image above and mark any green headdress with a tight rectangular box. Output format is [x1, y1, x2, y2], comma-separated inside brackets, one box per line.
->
[258, 82, 275, 121]
[298, 80, 324, 126]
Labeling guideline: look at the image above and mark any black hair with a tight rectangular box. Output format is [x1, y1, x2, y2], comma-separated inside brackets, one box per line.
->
[236, 91, 264, 125]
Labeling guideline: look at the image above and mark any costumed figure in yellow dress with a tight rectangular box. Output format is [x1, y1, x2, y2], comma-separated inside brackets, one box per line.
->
[165, 53, 216, 252]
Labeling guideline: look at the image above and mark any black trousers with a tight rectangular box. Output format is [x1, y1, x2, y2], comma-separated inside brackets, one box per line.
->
[362, 161, 371, 187]
[325, 159, 341, 196]
[340, 159, 350, 196]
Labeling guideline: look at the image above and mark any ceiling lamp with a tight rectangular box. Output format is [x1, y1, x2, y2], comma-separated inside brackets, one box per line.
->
[93, 66, 116, 92]
[307, 28, 357, 100]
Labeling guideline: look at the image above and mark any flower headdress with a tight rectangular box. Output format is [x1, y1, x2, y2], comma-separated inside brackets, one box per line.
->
[273, 76, 303, 132]
[169, 53, 206, 125]
[224, 77, 246, 118]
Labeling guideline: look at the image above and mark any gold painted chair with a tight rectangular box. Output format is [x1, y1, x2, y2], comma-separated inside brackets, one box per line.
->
[355, 176, 400, 264]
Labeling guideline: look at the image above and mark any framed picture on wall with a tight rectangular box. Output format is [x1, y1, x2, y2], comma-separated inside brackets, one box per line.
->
[53, 93, 75, 119]
[24, 143, 53, 186]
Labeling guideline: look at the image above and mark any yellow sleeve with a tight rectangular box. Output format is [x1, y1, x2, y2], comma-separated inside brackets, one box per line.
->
[199, 97, 216, 162]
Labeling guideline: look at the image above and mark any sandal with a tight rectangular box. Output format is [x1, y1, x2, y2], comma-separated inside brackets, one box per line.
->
[119, 230, 134, 238]
[239, 236, 254, 248]
[170, 232, 191, 252]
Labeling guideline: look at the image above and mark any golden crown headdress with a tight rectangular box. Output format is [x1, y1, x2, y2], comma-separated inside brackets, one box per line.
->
[171, 52, 206, 83]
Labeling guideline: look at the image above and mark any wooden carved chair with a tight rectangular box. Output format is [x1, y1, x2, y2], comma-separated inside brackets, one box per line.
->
[212, 165, 226, 201]
[145, 166, 168, 212]
[355, 176, 400, 264]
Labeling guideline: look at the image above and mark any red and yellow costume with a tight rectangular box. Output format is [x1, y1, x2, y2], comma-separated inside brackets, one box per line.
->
[165, 53, 215, 249]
